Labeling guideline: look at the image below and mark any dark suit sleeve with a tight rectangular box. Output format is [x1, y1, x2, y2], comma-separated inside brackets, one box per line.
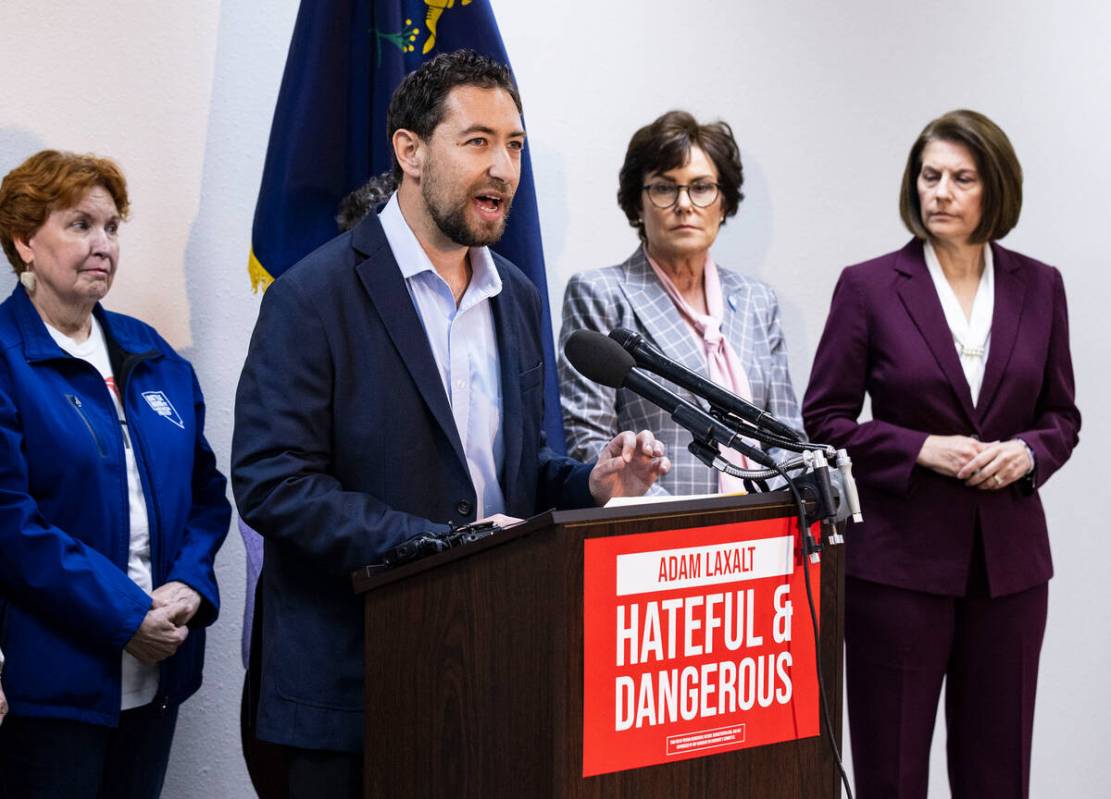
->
[535, 442, 595, 511]
[803, 267, 929, 496]
[232, 278, 449, 576]
[1015, 267, 1081, 489]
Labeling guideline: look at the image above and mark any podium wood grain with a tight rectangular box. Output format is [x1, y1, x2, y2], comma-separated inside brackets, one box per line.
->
[357, 494, 844, 798]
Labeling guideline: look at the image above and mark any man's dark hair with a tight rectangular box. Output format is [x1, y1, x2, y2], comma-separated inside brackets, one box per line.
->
[336, 171, 398, 231]
[386, 49, 522, 181]
[617, 110, 744, 241]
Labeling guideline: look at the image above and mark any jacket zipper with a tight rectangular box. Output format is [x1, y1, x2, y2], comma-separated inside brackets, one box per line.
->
[115, 354, 163, 578]
[66, 394, 108, 457]
[118, 352, 172, 707]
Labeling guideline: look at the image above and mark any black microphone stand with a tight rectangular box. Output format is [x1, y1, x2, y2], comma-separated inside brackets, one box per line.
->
[684, 427, 840, 544]
[686, 428, 856, 799]
[695, 405, 862, 529]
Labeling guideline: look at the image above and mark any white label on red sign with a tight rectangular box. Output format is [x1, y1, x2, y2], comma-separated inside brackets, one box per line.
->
[615, 536, 794, 597]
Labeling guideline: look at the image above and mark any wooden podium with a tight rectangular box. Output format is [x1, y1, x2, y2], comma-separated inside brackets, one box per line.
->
[352, 493, 844, 798]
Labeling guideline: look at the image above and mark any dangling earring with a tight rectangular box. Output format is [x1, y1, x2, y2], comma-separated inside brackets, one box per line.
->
[19, 270, 36, 292]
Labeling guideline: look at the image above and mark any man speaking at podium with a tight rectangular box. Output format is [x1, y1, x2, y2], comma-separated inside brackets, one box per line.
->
[232, 50, 670, 797]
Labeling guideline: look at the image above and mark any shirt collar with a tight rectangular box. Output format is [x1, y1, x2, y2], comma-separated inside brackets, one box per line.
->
[923, 238, 995, 341]
[377, 192, 502, 303]
[923, 239, 994, 288]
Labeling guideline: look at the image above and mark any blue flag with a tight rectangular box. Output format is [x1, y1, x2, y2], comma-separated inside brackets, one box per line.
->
[248, 0, 565, 452]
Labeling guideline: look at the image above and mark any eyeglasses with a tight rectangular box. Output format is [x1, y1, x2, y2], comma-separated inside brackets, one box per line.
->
[642, 181, 720, 209]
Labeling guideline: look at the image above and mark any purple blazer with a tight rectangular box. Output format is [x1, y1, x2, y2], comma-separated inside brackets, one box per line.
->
[803, 239, 1080, 597]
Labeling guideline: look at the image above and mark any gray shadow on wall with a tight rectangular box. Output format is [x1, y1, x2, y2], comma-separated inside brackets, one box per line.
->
[711, 149, 813, 386]
[718, 148, 774, 284]
[529, 142, 570, 277]
[160, 1, 292, 796]
[0, 128, 48, 297]
[527, 141, 572, 328]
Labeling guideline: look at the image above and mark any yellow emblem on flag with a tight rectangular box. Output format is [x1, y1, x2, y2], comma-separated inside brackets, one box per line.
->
[422, 0, 473, 55]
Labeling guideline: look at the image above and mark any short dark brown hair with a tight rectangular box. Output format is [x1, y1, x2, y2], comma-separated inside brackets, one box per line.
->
[899, 109, 1022, 243]
[617, 110, 744, 240]
[386, 49, 522, 181]
[0, 150, 130, 273]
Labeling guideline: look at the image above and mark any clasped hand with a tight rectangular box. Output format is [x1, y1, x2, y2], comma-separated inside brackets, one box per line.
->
[124, 581, 202, 665]
[916, 435, 1031, 490]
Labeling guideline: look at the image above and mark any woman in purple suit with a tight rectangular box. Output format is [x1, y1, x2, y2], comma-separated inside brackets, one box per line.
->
[803, 110, 1080, 798]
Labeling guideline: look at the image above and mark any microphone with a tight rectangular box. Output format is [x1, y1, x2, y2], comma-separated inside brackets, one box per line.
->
[565, 330, 778, 469]
[835, 449, 863, 524]
[608, 327, 802, 442]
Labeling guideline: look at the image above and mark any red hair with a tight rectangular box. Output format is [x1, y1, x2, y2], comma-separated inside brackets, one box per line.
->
[0, 150, 130, 273]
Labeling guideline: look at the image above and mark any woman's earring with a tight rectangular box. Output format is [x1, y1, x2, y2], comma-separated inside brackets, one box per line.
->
[19, 270, 36, 292]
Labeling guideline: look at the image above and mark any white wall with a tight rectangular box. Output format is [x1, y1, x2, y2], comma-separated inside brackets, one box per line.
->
[1, 1, 1108, 796]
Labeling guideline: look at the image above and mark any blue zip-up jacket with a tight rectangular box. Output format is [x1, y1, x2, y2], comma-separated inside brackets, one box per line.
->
[0, 285, 230, 726]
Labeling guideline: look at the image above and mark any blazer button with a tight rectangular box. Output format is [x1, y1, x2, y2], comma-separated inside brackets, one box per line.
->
[456, 500, 473, 516]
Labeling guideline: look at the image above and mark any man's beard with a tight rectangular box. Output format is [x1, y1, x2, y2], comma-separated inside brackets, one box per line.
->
[421, 163, 513, 247]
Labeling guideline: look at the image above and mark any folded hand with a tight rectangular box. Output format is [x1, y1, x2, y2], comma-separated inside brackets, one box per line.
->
[956, 440, 1032, 490]
[916, 435, 986, 478]
[151, 580, 202, 627]
[125, 604, 189, 665]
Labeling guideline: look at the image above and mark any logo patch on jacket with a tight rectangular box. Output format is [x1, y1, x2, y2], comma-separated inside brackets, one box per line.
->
[142, 390, 184, 429]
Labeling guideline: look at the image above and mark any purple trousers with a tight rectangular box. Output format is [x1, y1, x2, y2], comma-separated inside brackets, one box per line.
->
[845, 573, 1048, 798]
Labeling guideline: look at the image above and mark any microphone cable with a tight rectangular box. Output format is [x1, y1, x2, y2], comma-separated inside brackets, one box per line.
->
[709, 409, 833, 456]
[687, 440, 853, 795]
[776, 464, 855, 799]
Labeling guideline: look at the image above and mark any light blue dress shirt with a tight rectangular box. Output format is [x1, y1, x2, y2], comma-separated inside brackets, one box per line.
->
[378, 194, 506, 518]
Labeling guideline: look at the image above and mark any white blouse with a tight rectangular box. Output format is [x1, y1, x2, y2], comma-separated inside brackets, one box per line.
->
[924, 241, 995, 406]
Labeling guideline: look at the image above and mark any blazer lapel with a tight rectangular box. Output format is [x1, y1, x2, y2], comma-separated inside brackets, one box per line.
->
[489, 271, 523, 500]
[976, 243, 1028, 420]
[618, 248, 708, 382]
[720, 272, 757, 380]
[893, 240, 979, 427]
[351, 215, 468, 474]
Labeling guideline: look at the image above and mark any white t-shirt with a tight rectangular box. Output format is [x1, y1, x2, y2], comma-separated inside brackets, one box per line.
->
[47, 317, 158, 710]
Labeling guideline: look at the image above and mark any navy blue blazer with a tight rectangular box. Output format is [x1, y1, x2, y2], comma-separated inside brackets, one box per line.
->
[232, 211, 594, 752]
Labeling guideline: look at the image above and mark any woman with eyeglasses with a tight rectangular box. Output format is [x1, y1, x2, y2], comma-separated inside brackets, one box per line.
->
[558, 110, 803, 495]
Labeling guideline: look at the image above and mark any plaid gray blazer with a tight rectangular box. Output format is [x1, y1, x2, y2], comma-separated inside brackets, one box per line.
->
[558, 247, 804, 495]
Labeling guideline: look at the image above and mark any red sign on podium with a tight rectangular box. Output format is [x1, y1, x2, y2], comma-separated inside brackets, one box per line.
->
[582, 518, 820, 777]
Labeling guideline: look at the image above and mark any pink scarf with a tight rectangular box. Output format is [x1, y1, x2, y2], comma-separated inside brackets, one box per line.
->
[646, 250, 756, 493]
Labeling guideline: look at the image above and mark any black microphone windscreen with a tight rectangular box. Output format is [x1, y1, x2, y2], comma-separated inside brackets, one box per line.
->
[565, 330, 635, 389]
[608, 327, 639, 349]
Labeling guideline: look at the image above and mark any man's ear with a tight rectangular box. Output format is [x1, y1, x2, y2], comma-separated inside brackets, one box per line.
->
[392, 129, 424, 180]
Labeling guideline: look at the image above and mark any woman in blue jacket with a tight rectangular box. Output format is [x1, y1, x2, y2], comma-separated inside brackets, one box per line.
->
[0, 150, 230, 799]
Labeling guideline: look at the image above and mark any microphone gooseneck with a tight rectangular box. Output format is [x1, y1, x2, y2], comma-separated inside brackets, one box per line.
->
[608, 327, 802, 442]
[564, 330, 777, 469]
